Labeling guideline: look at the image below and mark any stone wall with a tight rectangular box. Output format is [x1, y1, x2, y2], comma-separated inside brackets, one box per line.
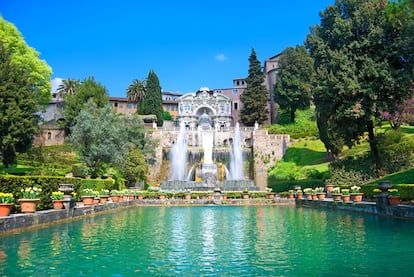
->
[252, 130, 290, 190]
[147, 128, 290, 189]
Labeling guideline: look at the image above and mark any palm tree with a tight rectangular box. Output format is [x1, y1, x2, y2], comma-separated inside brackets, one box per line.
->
[55, 78, 79, 100]
[126, 79, 146, 114]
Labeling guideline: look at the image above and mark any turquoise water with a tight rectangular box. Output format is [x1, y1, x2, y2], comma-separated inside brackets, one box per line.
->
[1, 206, 414, 276]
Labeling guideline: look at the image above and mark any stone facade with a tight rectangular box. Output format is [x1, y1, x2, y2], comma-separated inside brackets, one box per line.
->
[147, 128, 290, 190]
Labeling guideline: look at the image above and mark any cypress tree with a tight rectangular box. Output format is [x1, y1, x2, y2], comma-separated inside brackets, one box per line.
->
[142, 70, 163, 126]
[240, 48, 269, 126]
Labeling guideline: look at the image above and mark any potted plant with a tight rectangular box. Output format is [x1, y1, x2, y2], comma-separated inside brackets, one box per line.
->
[99, 189, 110, 204]
[81, 188, 95, 206]
[0, 192, 14, 216]
[315, 187, 326, 200]
[19, 186, 42, 213]
[266, 187, 275, 199]
[296, 189, 303, 199]
[50, 191, 64, 209]
[331, 187, 342, 201]
[303, 188, 312, 200]
[341, 189, 350, 203]
[350, 185, 363, 202]
[372, 188, 381, 202]
[311, 189, 318, 200]
[242, 189, 249, 199]
[387, 189, 400, 206]
[110, 190, 121, 202]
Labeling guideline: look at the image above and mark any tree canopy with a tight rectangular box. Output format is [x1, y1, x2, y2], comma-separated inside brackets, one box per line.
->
[240, 48, 269, 125]
[305, 0, 414, 173]
[0, 15, 52, 107]
[0, 43, 39, 167]
[274, 45, 314, 123]
[62, 76, 109, 133]
[141, 70, 163, 126]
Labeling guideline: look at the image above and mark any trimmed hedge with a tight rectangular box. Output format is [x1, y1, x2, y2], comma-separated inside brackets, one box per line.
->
[267, 179, 325, 193]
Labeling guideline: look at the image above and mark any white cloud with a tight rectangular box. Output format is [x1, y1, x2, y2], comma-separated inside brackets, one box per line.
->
[215, 54, 227, 62]
[51, 77, 63, 93]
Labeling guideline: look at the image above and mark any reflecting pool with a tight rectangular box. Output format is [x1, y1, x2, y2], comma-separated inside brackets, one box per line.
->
[1, 206, 414, 276]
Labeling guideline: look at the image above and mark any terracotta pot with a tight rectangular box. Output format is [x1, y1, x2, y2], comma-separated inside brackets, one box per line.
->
[0, 203, 13, 216]
[267, 193, 275, 199]
[222, 194, 228, 200]
[388, 196, 400, 206]
[332, 194, 342, 201]
[351, 193, 363, 203]
[81, 196, 94, 206]
[19, 199, 39, 213]
[159, 194, 165, 200]
[52, 200, 64, 210]
[185, 193, 192, 200]
[297, 194, 303, 199]
[110, 195, 119, 202]
[317, 193, 326, 200]
[99, 196, 109, 204]
[342, 195, 351, 203]
[242, 194, 249, 199]
[288, 194, 294, 199]
[93, 197, 100, 204]
[311, 194, 318, 200]
[137, 195, 143, 200]
[305, 193, 312, 200]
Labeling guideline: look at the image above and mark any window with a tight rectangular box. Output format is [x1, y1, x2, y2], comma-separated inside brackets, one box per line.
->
[232, 89, 238, 94]
[134, 103, 137, 108]
[120, 103, 123, 108]
[234, 102, 238, 110]
[128, 103, 132, 109]
[47, 132, 52, 140]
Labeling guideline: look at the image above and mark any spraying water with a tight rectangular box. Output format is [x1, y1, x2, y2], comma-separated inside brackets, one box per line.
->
[169, 123, 188, 180]
[228, 123, 244, 180]
[202, 130, 214, 164]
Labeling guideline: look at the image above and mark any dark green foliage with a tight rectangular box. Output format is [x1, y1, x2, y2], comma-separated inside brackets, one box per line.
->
[274, 45, 314, 123]
[62, 76, 109, 133]
[305, 0, 414, 173]
[0, 43, 40, 167]
[240, 48, 269, 125]
[377, 130, 414, 173]
[141, 70, 163, 126]
[326, 156, 377, 186]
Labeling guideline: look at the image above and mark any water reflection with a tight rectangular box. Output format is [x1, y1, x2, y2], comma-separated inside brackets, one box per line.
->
[1, 206, 414, 276]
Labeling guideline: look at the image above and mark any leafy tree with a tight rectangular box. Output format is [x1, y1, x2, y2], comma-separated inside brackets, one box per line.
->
[56, 79, 80, 100]
[305, 0, 414, 174]
[62, 76, 109, 133]
[382, 98, 414, 129]
[118, 146, 148, 187]
[126, 79, 146, 114]
[163, 111, 173, 121]
[274, 45, 314, 123]
[0, 43, 39, 167]
[69, 101, 126, 177]
[240, 48, 269, 125]
[0, 15, 52, 107]
[141, 70, 163, 126]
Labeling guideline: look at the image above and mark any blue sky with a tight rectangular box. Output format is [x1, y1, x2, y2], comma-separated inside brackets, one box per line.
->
[1, 0, 333, 97]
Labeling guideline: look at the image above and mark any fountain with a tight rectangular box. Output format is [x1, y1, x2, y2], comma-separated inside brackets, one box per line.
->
[169, 122, 188, 181]
[161, 122, 258, 192]
[160, 86, 258, 192]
